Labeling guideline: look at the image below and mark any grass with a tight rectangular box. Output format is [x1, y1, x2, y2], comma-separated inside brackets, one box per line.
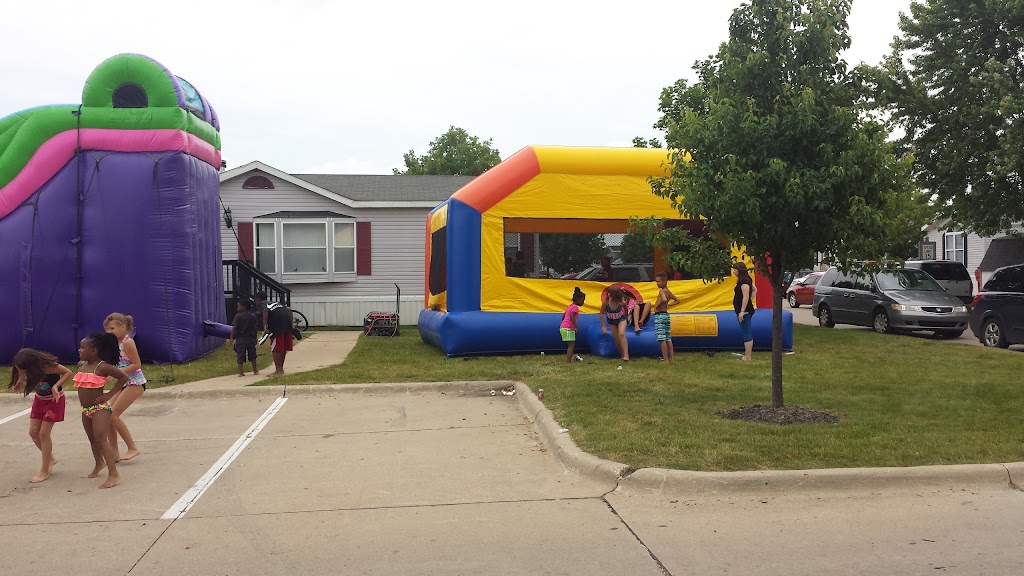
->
[268, 325, 1024, 472]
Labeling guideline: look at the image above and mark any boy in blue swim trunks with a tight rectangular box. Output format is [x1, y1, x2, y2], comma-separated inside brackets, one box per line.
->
[653, 272, 680, 363]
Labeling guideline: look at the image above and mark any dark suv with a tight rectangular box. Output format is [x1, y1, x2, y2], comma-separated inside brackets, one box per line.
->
[969, 264, 1024, 348]
[813, 266, 969, 337]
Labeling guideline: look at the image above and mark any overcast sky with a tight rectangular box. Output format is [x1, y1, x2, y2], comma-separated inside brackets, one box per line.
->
[2, 0, 912, 175]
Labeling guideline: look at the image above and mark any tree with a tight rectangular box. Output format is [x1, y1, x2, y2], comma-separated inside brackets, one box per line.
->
[619, 233, 654, 263]
[539, 234, 606, 277]
[394, 126, 501, 176]
[631, 136, 662, 148]
[641, 0, 923, 408]
[866, 0, 1023, 236]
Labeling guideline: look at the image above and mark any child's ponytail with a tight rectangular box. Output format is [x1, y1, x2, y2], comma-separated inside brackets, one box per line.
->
[86, 332, 121, 366]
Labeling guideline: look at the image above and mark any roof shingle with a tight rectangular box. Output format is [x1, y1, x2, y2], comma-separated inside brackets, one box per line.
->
[292, 174, 475, 203]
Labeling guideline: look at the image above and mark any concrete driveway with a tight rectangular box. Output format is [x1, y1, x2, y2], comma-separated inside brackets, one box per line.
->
[3, 384, 1023, 575]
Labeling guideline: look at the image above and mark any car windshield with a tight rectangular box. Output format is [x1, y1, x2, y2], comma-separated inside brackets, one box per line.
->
[875, 269, 943, 291]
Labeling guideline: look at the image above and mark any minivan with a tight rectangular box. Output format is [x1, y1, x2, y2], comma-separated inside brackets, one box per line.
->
[812, 266, 969, 337]
[903, 260, 973, 305]
[969, 264, 1024, 347]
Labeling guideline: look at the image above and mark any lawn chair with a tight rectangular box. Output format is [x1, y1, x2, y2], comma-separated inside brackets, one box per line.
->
[363, 283, 400, 337]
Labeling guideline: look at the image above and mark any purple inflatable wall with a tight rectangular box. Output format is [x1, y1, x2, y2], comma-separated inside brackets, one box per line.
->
[0, 151, 224, 363]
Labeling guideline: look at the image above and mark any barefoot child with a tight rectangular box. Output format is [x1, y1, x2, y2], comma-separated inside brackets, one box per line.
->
[9, 349, 72, 483]
[599, 285, 630, 362]
[230, 299, 259, 376]
[560, 287, 586, 363]
[653, 272, 680, 363]
[73, 333, 128, 489]
[104, 313, 146, 461]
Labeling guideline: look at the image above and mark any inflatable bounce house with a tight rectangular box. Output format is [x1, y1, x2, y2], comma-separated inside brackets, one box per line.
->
[0, 54, 224, 363]
[418, 146, 793, 357]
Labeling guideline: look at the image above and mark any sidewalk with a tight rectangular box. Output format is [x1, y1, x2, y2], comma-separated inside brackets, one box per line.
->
[168, 330, 360, 392]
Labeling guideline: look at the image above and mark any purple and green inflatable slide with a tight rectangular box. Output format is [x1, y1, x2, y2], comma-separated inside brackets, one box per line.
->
[0, 54, 225, 364]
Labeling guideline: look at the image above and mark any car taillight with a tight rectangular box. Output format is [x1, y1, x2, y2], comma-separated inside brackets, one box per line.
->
[971, 293, 983, 308]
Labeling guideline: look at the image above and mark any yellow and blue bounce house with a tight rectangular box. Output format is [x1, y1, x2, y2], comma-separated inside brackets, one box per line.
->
[418, 146, 793, 357]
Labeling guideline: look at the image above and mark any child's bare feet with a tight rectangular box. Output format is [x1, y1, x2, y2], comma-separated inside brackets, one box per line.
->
[99, 473, 120, 489]
[87, 464, 105, 478]
[121, 448, 140, 461]
[30, 469, 51, 483]
[47, 458, 58, 474]
[254, 369, 260, 375]
[266, 371, 284, 377]
[237, 373, 245, 377]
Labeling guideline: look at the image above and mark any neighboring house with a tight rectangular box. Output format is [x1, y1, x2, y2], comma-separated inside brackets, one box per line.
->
[920, 222, 1024, 292]
[219, 161, 473, 325]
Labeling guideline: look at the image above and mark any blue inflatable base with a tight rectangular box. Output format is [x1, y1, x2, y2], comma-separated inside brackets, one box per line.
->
[418, 309, 792, 358]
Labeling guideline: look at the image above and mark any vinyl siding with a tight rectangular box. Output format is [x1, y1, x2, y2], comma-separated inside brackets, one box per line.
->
[922, 224, 1024, 291]
[220, 171, 433, 301]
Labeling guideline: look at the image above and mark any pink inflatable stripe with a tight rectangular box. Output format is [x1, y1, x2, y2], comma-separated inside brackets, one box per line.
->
[0, 129, 221, 220]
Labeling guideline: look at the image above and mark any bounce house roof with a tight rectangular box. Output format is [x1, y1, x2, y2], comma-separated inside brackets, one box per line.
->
[450, 146, 673, 214]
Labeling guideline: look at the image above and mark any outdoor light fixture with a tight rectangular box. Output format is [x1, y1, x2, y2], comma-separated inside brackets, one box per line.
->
[223, 206, 233, 230]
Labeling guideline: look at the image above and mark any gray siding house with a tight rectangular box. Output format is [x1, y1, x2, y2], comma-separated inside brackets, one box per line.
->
[219, 161, 472, 325]
[920, 222, 1024, 292]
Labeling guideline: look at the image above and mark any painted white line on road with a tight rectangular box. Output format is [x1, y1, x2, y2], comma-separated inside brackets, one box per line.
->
[0, 408, 30, 426]
[161, 397, 288, 520]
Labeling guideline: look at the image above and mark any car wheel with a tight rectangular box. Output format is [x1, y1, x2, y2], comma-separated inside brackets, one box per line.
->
[981, 318, 1009, 348]
[788, 292, 800, 308]
[936, 329, 964, 339]
[872, 309, 891, 334]
[818, 304, 835, 328]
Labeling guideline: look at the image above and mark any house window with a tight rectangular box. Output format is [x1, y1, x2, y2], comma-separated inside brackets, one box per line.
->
[944, 232, 965, 264]
[282, 222, 328, 273]
[243, 175, 275, 189]
[254, 222, 276, 273]
[334, 222, 356, 274]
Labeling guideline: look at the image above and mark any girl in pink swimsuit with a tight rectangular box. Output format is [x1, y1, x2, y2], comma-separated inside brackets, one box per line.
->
[73, 333, 127, 489]
[9, 348, 72, 484]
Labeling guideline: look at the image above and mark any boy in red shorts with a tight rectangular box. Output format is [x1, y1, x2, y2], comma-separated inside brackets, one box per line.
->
[262, 301, 293, 377]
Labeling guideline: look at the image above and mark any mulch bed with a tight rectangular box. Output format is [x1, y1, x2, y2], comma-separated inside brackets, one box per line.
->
[716, 404, 842, 425]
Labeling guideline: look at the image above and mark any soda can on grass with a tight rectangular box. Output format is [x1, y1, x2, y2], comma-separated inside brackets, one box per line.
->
[537, 388, 544, 400]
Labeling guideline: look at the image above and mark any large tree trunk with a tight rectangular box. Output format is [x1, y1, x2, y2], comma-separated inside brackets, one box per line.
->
[771, 286, 785, 407]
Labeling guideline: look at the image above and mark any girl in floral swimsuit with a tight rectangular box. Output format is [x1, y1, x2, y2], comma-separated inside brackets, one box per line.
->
[104, 313, 146, 462]
[599, 285, 631, 362]
[73, 332, 127, 489]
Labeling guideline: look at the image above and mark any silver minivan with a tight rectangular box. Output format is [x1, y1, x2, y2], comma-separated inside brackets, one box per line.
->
[812, 267, 969, 337]
[903, 260, 973, 305]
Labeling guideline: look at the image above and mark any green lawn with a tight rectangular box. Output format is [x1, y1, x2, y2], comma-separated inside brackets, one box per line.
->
[270, 325, 1024, 472]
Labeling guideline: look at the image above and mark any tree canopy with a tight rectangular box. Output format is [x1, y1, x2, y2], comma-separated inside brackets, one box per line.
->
[394, 126, 501, 176]
[539, 234, 606, 277]
[863, 0, 1023, 236]
[640, 0, 925, 407]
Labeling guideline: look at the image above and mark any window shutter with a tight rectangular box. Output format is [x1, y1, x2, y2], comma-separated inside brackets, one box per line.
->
[962, 233, 968, 265]
[357, 221, 372, 276]
[237, 222, 254, 264]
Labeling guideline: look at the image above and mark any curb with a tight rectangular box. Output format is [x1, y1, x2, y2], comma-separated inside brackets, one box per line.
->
[511, 381, 1022, 496]
[0, 381, 503, 404]
[512, 382, 633, 486]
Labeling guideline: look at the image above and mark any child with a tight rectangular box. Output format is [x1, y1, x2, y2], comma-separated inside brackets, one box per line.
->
[73, 332, 128, 489]
[9, 349, 72, 483]
[230, 299, 260, 376]
[599, 285, 630, 362]
[104, 313, 146, 462]
[627, 294, 652, 334]
[653, 272, 681, 363]
[560, 287, 586, 363]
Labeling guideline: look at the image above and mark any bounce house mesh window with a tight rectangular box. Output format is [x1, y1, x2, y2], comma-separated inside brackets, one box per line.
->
[429, 228, 447, 295]
[176, 76, 205, 117]
[282, 223, 328, 273]
[112, 83, 148, 108]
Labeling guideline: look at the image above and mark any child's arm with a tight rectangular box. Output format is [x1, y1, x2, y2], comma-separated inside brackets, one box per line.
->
[666, 289, 680, 307]
[599, 296, 609, 333]
[230, 318, 238, 343]
[95, 364, 128, 403]
[570, 309, 579, 331]
[122, 338, 143, 375]
[46, 364, 72, 398]
[10, 367, 25, 393]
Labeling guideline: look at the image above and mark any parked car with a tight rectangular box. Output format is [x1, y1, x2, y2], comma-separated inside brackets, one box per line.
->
[786, 272, 825, 308]
[783, 268, 815, 287]
[969, 263, 1024, 348]
[812, 266, 969, 337]
[572, 263, 655, 283]
[903, 260, 973, 305]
